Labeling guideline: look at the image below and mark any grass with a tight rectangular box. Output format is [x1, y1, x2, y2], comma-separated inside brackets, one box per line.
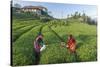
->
[13, 25, 42, 65]
[12, 25, 37, 42]
[40, 43, 77, 64]
[12, 19, 97, 66]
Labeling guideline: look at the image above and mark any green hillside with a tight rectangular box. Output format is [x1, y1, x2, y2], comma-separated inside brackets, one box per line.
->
[12, 19, 97, 66]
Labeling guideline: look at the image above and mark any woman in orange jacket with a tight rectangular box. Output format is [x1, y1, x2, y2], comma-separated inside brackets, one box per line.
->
[66, 34, 76, 53]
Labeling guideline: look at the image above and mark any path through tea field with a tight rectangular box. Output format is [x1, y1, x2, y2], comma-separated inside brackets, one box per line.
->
[12, 19, 97, 66]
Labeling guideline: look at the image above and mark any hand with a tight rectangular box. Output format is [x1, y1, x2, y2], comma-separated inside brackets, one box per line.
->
[66, 45, 69, 48]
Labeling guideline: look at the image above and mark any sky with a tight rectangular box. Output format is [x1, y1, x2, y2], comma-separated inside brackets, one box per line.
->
[12, 0, 97, 19]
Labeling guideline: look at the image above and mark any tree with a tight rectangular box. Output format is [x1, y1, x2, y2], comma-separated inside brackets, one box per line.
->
[82, 12, 86, 22]
[71, 14, 73, 17]
[86, 16, 97, 25]
[77, 13, 81, 18]
[67, 14, 69, 19]
[14, 3, 21, 8]
[73, 11, 79, 19]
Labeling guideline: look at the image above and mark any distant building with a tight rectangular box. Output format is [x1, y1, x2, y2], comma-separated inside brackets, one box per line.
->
[78, 17, 84, 22]
[21, 6, 48, 15]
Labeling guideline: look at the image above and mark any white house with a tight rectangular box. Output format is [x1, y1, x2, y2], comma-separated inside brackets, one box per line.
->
[21, 6, 47, 15]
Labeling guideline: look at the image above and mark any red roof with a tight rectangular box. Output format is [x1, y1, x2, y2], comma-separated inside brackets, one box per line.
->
[22, 6, 47, 10]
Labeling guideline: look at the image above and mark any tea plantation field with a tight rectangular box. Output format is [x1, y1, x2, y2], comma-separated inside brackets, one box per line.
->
[12, 19, 97, 66]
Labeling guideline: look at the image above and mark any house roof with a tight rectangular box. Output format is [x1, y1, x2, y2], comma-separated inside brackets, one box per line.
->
[22, 6, 47, 10]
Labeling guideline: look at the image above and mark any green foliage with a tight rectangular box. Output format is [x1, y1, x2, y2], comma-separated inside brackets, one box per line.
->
[13, 25, 42, 65]
[12, 7, 53, 22]
[12, 12, 40, 20]
[67, 12, 97, 25]
[12, 19, 97, 66]
[40, 43, 77, 64]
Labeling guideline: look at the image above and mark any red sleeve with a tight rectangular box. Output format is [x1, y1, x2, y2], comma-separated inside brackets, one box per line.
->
[72, 38, 76, 44]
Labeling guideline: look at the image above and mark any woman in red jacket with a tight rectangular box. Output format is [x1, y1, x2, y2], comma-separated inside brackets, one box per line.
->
[66, 34, 76, 53]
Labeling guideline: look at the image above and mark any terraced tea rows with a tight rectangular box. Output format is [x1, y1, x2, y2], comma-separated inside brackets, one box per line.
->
[12, 20, 97, 66]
